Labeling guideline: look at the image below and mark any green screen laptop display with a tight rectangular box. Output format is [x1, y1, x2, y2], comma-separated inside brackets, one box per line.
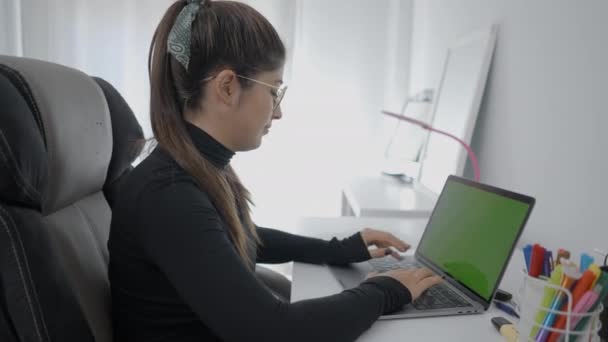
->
[417, 179, 532, 301]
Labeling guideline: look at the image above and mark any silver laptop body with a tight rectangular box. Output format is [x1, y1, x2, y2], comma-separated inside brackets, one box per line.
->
[329, 175, 535, 320]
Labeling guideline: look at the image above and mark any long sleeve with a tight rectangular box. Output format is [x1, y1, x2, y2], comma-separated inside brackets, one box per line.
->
[256, 226, 371, 265]
[137, 180, 412, 342]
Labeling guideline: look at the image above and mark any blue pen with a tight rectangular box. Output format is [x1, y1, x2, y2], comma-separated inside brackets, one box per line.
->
[536, 291, 565, 341]
[524, 244, 533, 272]
[543, 251, 550, 277]
[493, 300, 519, 318]
[543, 250, 553, 276]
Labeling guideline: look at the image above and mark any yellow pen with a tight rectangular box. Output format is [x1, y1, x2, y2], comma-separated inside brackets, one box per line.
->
[530, 264, 563, 338]
[588, 264, 601, 287]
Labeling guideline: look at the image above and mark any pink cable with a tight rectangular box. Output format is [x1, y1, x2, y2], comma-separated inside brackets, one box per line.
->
[381, 110, 480, 182]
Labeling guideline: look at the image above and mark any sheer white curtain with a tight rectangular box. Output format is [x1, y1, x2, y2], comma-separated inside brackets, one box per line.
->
[0, 0, 413, 231]
[0, 0, 172, 137]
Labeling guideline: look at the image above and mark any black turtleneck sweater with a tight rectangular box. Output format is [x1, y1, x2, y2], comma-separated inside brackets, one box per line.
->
[108, 122, 412, 342]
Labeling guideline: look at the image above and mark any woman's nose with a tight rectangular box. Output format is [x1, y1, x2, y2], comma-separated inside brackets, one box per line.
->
[273, 105, 283, 120]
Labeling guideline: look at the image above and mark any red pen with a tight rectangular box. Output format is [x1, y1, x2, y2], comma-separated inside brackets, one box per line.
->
[530, 244, 546, 278]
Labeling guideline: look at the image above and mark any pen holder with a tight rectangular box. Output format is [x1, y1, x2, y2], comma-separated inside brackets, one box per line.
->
[515, 271, 603, 342]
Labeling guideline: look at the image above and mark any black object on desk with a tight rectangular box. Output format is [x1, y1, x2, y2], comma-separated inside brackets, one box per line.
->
[494, 289, 512, 302]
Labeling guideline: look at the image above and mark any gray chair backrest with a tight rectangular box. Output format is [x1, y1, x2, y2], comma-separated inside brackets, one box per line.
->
[0, 55, 143, 342]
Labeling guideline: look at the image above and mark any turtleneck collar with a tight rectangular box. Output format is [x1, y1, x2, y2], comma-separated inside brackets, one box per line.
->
[185, 121, 235, 169]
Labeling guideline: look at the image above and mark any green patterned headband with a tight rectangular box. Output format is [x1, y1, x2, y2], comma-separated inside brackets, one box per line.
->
[167, 0, 207, 70]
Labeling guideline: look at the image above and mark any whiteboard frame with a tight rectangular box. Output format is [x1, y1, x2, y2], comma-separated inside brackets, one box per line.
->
[414, 24, 498, 198]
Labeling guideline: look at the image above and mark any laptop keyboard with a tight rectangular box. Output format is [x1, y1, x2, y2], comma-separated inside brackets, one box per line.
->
[368, 257, 472, 310]
[412, 284, 472, 309]
[368, 256, 420, 271]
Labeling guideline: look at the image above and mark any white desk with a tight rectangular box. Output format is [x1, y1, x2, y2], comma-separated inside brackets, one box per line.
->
[291, 216, 524, 342]
[341, 175, 436, 218]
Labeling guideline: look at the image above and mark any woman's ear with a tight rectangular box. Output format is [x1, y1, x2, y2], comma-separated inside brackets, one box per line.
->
[213, 69, 241, 108]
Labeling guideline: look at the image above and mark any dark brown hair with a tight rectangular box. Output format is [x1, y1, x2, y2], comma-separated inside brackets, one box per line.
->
[148, 0, 285, 264]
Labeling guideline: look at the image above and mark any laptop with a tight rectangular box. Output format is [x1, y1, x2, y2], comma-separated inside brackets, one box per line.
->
[330, 175, 535, 319]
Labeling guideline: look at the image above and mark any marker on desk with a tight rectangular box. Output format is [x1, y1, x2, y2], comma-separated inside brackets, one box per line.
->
[523, 244, 532, 272]
[491, 316, 519, 342]
[493, 300, 519, 318]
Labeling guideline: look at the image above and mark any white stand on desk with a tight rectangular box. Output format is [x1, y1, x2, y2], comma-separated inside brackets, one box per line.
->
[292, 216, 524, 342]
[341, 175, 436, 218]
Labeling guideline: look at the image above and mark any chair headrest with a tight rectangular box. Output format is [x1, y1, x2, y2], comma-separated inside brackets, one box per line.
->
[92, 77, 144, 195]
[0, 55, 141, 214]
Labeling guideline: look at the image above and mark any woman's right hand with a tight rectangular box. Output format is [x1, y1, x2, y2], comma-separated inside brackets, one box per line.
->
[367, 268, 443, 300]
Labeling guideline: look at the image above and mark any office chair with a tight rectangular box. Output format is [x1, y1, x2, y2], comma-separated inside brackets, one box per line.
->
[0, 55, 290, 342]
[0, 55, 144, 342]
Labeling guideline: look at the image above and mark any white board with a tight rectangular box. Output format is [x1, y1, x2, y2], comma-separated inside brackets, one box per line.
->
[417, 25, 498, 195]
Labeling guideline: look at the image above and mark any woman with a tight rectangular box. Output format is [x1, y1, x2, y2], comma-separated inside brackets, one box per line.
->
[108, 1, 442, 341]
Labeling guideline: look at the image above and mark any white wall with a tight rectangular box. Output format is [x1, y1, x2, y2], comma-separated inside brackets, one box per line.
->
[409, 0, 608, 257]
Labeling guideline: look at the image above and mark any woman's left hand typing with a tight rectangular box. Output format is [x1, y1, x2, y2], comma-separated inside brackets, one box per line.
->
[359, 227, 410, 260]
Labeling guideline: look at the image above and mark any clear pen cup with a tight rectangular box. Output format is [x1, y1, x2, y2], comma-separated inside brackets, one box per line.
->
[515, 270, 603, 342]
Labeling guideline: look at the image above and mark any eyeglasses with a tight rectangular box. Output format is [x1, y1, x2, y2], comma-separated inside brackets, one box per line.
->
[202, 74, 288, 112]
[236, 75, 287, 112]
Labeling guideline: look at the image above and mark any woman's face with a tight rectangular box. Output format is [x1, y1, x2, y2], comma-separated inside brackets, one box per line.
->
[192, 67, 285, 152]
[232, 68, 284, 151]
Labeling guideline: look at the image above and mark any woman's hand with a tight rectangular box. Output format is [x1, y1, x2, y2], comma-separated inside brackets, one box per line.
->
[368, 268, 443, 300]
[359, 227, 410, 260]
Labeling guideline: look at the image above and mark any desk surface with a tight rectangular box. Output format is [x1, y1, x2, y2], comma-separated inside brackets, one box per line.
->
[291, 216, 523, 342]
[343, 175, 436, 218]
